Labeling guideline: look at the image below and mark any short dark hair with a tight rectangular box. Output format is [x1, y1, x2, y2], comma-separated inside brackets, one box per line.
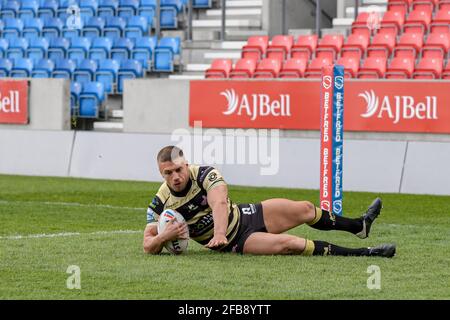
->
[157, 146, 184, 163]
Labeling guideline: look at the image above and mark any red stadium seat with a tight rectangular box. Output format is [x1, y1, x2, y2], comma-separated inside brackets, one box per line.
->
[315, 34, 344, 61]
[229, 58, 257, 79]
[341, 33, 370, 59]
[412, 57, 443, 78]
[205, 59, 233, 78]
[403, 9, 432, 34]
[412, 0, 437, 13]
[266, 35, 294, 61]
[393, 32, 423, 59]
[336, 56, 360, 78]
[357, 57, 387, 78]
[379, 10, 405, 34]
[291, 34, 318, 60]
[253, 58, 282, 78]
[388, 0, 412, 15]
[421, 32, 450, 58]
[438, 0, 450, 10]
[430, 9, 450, 34]
[385, 57, 415, 78]
[442, 60, 450, 78]
[351, 12, 374, 37]
[241, 36, 269, 62]
[304, 57, 332, 78]
[367, 31, 397, 59]
[279, 58, 307, 78]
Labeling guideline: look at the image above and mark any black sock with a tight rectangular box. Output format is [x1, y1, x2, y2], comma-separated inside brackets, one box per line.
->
[308, 207, 363, 234]
[312, 240, 369, 256]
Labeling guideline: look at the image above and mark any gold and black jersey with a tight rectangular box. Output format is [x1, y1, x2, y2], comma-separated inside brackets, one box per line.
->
[146, 165, 241, 246]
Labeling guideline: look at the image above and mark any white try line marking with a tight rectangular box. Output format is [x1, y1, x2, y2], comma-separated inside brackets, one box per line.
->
[0, 230, 142, 240]
[0, 199, 143, 211]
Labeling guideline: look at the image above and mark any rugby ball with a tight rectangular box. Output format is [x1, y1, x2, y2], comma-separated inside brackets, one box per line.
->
[157, 209, 189, 254]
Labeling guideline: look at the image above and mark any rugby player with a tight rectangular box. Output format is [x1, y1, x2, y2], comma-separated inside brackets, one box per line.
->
[143, 146, 396, 257]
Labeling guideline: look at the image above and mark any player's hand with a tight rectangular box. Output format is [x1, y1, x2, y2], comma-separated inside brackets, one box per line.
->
[161, 219, 189, 242]
[205, 234, 228, 248]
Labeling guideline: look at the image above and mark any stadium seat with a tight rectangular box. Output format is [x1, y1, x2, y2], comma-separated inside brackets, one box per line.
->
[95, 58, 120, 93]
[266, 35, 294, 61]
[153, 37, 180, 72]
[442, 60, 450, 78]
[74, 59, 98, 84]
[79, 81, 105, 118]
[411, 0, 436, 12]
[138, 0, 156, 24]
[27, 37, 50, 63]
[125, 15, 149, 40]
[6, 37, 29, 60]
[31, 58, 55, 78]
[48, 37, 70, 60]
[438, 0, 450, 10]
[379, 10, 405, 34]
[253, 58, 282, 78]
[385, 57, 415, 78]
[10, 58, 33, 78]
[421, 32, 450, 59]
[279, 58, 307, 78]
[118, 0, 139, 18]
[393, 32, 423, 59]
[22, 17, 44, 41]
[0, 58, 13, 77]
[160, 0, 183, 29]
[357, 57, 387, 78]
[19, 0, 39, 19]
[104, 16, 126, 40]
[80, 0, 99, 18]
[131, 36, 157, 70]
[68, 37, 92, 64]
[304, 57, 332, 78]
[430, 8, 450, 33]
[0, 39, 8, 58]
[42, 17, 64, 40]
[89, 37, 113, 60]
[117, 59, 143, 92]
[336, 56, 360, 78]
[316, 34, 344, 61]
[0, 0, 20, 19]
[291, 35, 318, 60]
[241, 36, 269, 61]
[0, 19, 3, 38]
[2, 17, 24, 40]
[229, 58, 257, 78]
[351, 12, 372, 38]
[205, 59, 232, 79]
[70, 81, 82, 115]
[111, 37, 134, 62]
[98, 0, 119, 18]
[38, 0, 58, 20]
[340, 33, 370, 59]
[193, 0, 211, 8]
[81, 16, 105, 40]
[412, 57, 443, 78]
[387, 0, 410, 15]
[367, 31, 397, 59]
[403, 9, 432, 34]
[52, 58, 77, 78]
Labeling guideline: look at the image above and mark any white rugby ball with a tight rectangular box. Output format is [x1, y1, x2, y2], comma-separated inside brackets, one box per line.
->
[157, 209, 189, 254]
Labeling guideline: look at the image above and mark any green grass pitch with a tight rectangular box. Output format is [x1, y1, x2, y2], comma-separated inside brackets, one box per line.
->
[0, 174, 449, 299]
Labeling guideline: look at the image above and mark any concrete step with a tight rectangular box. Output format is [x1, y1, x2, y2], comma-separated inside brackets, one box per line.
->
[93, 121, 124, 132]
[333, 18, 354, 27]
[168, 74, 205, 80]
[205, 8, 262, 17]
[225, 29, 268, 40]
[111, 109, 123, 118]
[361, 0, 387, 4]
[193, 19, 261, 28]
[345, 5, 386, 18]
[210, 41, 247, 49]
[204, 51, 241, 60]
[185, 63, 210, 72]
[226, 0, 263, 8]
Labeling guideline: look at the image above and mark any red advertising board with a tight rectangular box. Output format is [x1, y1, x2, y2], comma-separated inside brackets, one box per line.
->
[0, 80, 29, 124]
[189, 80, 450, 134]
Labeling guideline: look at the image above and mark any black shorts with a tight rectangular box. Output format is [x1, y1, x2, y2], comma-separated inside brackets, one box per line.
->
[222, 203, 267, 254]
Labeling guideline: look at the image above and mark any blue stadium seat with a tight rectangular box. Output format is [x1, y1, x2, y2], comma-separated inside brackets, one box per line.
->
[124, 15, 149, 40]
[48, 37, 70, 60]
[70, 81, 82, 115]
[1, 1, 20, 19]
[104, 16, 126, 40]
[80, 0, 99, 18]
[2, 17, 24, 40]
[132, 35, 156, 70]
[98, 0, 119, 18]
[95, 58, 119, 93]
[32, 58, 55, 77]
[138, 0, 156, 24]
[42, 17, 64, 40]
[0, 39, 9, 58]
[11, 58, 34, 78]
[117, 59, 142, 92]
[89, 37, 113, 60]
[57, 0, 74, 19]
[82, 16, 105, 40]
[79, 81, 105, 118]
[52, 58, 77, 78]
[160, 0, 182, 29]
[38, 0, 58, 20]
[0, 19, 4, 37]
[68, 37, 91, 64]
[23, 17, 44, 41]
[7, 37, 29, 60]
[19, 0, 39, 19]
[153, 36, 180, 72]
[111, 37, 134, 62]
[118, 0, 139, 18]
[73, 58, 98, 84]
[27, 37, 49, 63]
[0, 58, 13, 77]
[193, 0, 211, 8]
